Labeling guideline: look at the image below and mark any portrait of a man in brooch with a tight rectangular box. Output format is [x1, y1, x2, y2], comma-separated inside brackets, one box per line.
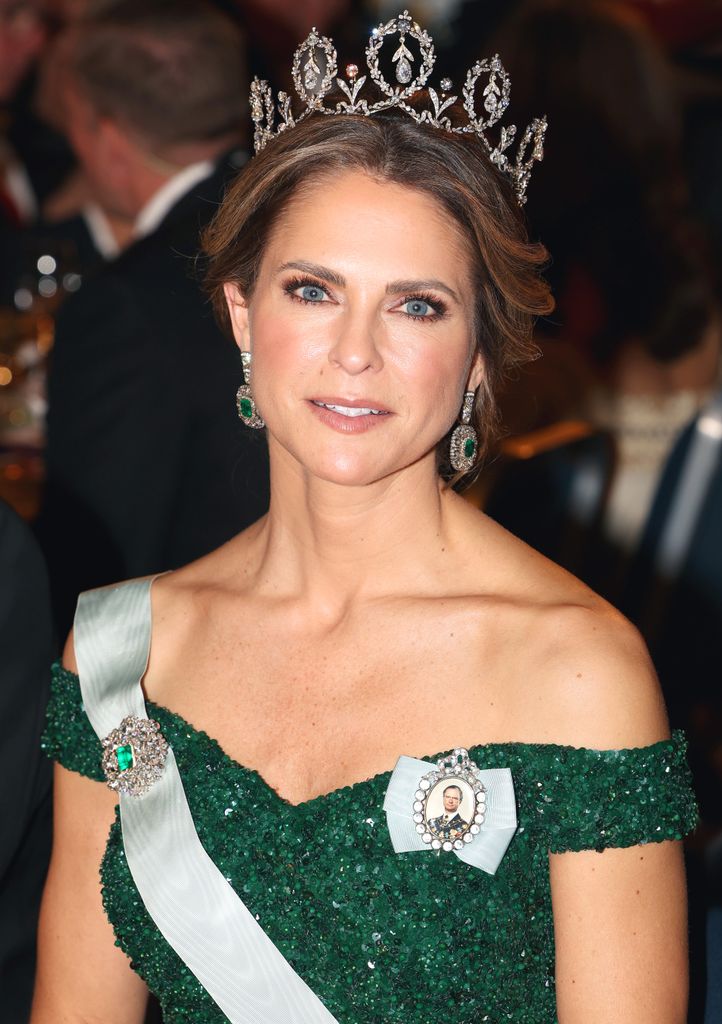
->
[427, 784, 469, 840]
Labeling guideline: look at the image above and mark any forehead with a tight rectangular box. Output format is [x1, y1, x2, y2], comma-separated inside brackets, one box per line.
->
[263, 169, 474, 288]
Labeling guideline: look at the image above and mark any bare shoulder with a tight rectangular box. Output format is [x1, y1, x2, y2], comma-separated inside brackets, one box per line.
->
[149, 532, 256, 625]
[527, 598, 669, 748]
[58, 549, 238, 678]
[144, 530, 265, 703]
[58, 566, 196, 677]
[467, 513, 670, 750]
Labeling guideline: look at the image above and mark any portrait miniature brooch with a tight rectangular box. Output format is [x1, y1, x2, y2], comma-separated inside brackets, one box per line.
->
[384, 748, 517, 873]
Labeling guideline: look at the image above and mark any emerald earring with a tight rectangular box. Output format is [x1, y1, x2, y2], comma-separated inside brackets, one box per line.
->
[449, 391, 478, 472]
[236, 351, 265, 429]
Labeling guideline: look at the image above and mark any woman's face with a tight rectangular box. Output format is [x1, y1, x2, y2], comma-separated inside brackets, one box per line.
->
[225, 170, 483, 487]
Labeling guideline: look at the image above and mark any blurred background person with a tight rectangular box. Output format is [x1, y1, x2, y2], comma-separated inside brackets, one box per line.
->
[0, 0, 70, 233]
[448, 2, 721, 1018]
[0, 0, 78, 307]
[0, 498, 53, 1022]
[36, 0, 270, 636]
[479, 1, 720, 611]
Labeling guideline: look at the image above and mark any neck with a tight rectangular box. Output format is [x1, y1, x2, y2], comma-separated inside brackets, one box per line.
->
[142, 133, 238, 177]
[246, 443, 470, 623]
[605, 318, 721, 397]
[129, 163, 174, 214]
[128, 135, 237, 214]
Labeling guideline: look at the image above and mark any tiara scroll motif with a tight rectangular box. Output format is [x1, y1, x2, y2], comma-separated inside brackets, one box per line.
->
[250, 10, 547, 205]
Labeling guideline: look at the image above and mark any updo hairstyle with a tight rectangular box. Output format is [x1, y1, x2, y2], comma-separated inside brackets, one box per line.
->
[203, 111, 554, 480]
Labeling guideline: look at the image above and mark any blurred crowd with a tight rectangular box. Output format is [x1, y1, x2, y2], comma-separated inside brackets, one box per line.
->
[0, 0, 720, 1021]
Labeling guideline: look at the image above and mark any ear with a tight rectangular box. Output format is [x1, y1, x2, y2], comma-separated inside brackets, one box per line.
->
[467, 349, 485, 393]
[223, 283, 250, 353]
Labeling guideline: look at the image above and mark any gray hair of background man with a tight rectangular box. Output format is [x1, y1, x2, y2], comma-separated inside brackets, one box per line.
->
[62, 0, 247, 154]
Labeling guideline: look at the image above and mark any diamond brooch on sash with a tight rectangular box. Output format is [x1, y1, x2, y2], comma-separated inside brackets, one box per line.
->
[413, 748, 487, 851]
[101, 716, 169, 796]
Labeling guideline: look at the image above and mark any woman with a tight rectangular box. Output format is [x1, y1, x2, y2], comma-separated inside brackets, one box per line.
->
[33, 14, 696, 1024]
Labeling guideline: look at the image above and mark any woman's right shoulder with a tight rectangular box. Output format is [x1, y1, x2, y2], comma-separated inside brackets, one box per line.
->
[62, 530, 261, 695]
[61, 571, 174, 674]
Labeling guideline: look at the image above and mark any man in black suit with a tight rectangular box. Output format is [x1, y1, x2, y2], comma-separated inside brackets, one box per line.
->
[428, 785, 469, 841]
[38, 1, 270, 634]
[0, 499, 54, 1021]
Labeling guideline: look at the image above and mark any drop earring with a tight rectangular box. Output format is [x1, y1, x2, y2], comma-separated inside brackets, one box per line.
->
[236, 351, 265, 428]
[449, 391, 478, 472]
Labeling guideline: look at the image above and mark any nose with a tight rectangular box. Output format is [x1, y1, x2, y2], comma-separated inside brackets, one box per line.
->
[327, 308, 383, 375]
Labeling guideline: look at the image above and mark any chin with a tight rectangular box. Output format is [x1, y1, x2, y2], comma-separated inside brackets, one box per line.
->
[303, 442, 439, 488]
[305, 455, 393, 487]
[271, 430, 432, 487]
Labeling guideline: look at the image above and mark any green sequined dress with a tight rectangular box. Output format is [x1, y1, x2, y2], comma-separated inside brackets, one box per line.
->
[43, 663, 697, 1024]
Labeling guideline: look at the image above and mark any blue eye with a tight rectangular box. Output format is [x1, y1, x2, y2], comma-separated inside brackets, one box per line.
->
[403, 298, 433, 318]
[299, 284, 326, 302]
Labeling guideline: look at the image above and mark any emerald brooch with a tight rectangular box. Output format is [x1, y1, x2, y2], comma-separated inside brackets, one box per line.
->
[101, 715, 168, 796]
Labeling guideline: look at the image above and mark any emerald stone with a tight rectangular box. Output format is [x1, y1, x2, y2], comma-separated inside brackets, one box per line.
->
[463, 437, 476, 459]
[115, 744, 134, 773]
[239, 397, 254, 419]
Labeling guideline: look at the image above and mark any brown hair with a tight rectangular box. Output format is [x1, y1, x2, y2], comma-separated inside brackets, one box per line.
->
[203, 110, 554, 478]
[60, 0, 246, 152]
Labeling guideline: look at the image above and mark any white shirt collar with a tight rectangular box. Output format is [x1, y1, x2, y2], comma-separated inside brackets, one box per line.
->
[82, 201, 121, 260]
[132, 159, 214, 240]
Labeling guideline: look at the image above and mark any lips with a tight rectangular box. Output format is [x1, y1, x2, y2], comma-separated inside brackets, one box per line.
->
[307, 396, 392, 434]
[310, 398, 391, 417]
[312, 401, 386, 417]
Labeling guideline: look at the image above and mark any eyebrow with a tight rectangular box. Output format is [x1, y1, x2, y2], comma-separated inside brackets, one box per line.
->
[277, 261, 346, 287]
[386, 278, 460, 303]
[277, 261, 460, 303]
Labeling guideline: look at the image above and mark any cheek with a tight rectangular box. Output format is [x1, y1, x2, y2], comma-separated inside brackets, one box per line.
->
[251, 308, 325, 389]
[394, 337, 470, 423]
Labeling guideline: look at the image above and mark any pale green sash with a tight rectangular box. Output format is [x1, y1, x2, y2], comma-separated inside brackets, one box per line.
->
[74, 577, 339, 1024]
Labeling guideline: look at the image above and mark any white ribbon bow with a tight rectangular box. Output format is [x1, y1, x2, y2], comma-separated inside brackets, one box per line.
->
[383, 755, 517, 874]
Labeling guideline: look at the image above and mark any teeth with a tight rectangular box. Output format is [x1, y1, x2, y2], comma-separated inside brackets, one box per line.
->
[314, 402, 385, 417]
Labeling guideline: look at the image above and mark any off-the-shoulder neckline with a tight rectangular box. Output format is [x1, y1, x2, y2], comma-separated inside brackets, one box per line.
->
[52, 662, 684, 810]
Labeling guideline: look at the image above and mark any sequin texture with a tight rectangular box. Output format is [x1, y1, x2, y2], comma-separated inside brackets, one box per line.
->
[43, 664, 698, 1024]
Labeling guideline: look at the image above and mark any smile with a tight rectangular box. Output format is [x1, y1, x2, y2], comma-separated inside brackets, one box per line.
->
[311, 401, 388, 417]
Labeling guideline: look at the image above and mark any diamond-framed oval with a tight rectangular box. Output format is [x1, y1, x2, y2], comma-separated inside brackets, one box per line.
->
[366, 11, 435, 101]
[414, 750, 486, 852]
[291, 29, 338, 108]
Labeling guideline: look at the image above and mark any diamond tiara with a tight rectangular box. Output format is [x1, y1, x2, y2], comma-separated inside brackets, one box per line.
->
[250, 9, 547, 205]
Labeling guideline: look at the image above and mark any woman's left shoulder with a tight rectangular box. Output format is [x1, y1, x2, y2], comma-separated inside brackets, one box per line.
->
[524, 598, 670, 750]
